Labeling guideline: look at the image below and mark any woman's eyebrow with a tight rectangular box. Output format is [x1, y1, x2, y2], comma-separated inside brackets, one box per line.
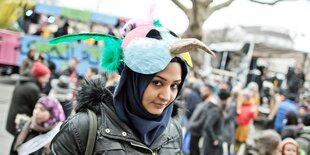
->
[154, 75, 181, 82]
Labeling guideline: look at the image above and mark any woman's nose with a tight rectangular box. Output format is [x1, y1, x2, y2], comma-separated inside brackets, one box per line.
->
[159, 87, 171, 102]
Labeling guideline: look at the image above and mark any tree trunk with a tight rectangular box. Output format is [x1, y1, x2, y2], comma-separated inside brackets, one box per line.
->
[182, 22, 205, 72]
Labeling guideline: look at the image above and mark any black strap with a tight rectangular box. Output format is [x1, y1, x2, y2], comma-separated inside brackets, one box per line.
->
[85, 109, 97, 155]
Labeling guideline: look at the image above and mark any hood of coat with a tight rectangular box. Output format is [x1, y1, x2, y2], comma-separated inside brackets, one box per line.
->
[300, 126, 310, 134]
[75, 78, 182, 118]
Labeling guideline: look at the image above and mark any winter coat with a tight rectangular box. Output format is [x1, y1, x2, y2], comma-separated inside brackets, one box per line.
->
[185, 88, 202, 119]
[10, 120, 56, 155]
[6, 76, 41, 135]
[202, 102, 224, 155]
[222, 99, 237, 144]
[236, 102, 257, 126]
[50, 79, 183, 155]
[187, 102, 210, 136]
[296, 126, 310, 155]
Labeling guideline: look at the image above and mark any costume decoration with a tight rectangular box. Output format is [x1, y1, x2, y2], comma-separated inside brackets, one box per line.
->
[49, 20, 215, 74]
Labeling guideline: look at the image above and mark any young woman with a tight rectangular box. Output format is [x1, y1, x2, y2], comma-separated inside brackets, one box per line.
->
[10, 96, 65, 155]
[49, 20, 214, 154]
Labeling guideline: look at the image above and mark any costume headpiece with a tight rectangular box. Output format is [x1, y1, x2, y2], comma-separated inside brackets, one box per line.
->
[49, 20, 215, 74]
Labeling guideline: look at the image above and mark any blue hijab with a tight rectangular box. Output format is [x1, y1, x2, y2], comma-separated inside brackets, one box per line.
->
[113, 57, 187, 146]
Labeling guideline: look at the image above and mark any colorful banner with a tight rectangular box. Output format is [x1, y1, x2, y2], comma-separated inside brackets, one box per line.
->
[61, 8, 92, 22]
[35, 3, 61, 16]
[35, 3, 118, 25]
[19, 35, 102, 75]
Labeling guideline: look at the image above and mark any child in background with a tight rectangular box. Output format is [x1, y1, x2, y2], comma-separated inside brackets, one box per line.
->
[281, 138, 305, 155]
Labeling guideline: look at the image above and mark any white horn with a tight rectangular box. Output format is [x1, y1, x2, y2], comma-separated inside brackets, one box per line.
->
[170, 38, 215, 57]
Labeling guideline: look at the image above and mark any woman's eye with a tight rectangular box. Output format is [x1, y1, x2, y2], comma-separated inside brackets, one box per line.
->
[153, 81, 162, 86]
[171, 84, 179, 89]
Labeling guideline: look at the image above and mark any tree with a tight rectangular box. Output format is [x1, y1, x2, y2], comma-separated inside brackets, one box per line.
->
[171, 0, 234, 70]
[171, 0, 295, 70]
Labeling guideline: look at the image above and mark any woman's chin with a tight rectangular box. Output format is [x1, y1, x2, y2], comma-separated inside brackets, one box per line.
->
[147, 108, 164, 115]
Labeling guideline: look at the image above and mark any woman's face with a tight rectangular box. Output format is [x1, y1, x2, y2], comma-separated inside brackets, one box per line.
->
[33, 103, 50, 124]
[283, 143, 297, 155]
[142, 62, 182, 115]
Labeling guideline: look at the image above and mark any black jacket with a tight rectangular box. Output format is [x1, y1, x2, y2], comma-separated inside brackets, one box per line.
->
[50, 79, 183, 154]
[6, 76, 41, 135]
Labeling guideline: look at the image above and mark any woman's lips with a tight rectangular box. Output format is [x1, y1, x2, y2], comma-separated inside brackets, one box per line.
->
[153, 102, 167, 109]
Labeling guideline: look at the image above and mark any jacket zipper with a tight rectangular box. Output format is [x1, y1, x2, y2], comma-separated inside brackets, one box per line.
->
[130, 142, 156, 155]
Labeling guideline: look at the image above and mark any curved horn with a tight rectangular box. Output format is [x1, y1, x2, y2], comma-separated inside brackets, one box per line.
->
[170, 38, 215, 57]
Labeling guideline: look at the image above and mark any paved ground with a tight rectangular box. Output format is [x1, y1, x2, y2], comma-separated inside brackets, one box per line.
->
[0, 81, 15, 155]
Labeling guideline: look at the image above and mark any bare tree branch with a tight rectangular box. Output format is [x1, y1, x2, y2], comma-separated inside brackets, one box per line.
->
[171, 0, 190, 14]
[249, 0, 292, 5]
[200, 0, 214, 7]
[208, 0, 234, 15]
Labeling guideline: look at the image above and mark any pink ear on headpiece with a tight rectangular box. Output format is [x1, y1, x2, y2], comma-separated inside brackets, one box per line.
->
[121, 25, 155, 50]
[120, 19, 153, 36]
[120, 2, 157, 36]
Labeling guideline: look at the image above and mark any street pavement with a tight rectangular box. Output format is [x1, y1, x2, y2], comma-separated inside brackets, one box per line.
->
[0, 80, 15, 155]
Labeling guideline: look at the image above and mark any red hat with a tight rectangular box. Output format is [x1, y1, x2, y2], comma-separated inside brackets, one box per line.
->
[31, 62, 51, 78]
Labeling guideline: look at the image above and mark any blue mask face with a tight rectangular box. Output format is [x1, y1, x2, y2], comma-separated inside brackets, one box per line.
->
[123, 27, 180, 75]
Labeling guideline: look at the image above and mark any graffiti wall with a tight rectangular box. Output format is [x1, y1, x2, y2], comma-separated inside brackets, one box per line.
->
[18, 35, 101, 75]
[0, 30, 20, 66]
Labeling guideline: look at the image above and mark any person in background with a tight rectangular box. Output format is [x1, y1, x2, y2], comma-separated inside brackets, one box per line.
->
[59, 57, 79, 96]
[266, 88, 281, 129]
[286, 64, 305, 102]
[84, 67, 100, 80]
[34, 53, 46, 64]
[281, 111, 300, 139]
[105, 72, 120, 87]
[185, 80, 203, 120]
[60, 57, 79, 82]
[296, 113, 310, 155]
[6, 61, 51, 135]
[54, 21, 69, 38]
[235, 88, 257, 153]
[19, 47, 35, 75]
[202, 86, 224, 155]
[10, 96, 65, 155]
[222, 87, 237, 155]
[281, 138, 304, 155]
[274, 90, 298, 133]
[187, 83, 215, 155]
[42, 60, 58, 95]
[246, 130, 281, 155]
[49, 75, 73, 119]
[247, 82, 260, 106]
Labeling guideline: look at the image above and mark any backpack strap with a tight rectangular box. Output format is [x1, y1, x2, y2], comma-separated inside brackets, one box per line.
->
[85, 109, 97, 155]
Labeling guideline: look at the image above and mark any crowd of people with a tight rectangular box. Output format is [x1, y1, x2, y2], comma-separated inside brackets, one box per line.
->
[5, 47, 120, 154]
[181, 66, 310, 155]
[4, 16, 310, 155]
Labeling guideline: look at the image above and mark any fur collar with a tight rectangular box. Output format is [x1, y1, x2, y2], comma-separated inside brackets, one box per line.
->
[75, 78, 182, 117]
